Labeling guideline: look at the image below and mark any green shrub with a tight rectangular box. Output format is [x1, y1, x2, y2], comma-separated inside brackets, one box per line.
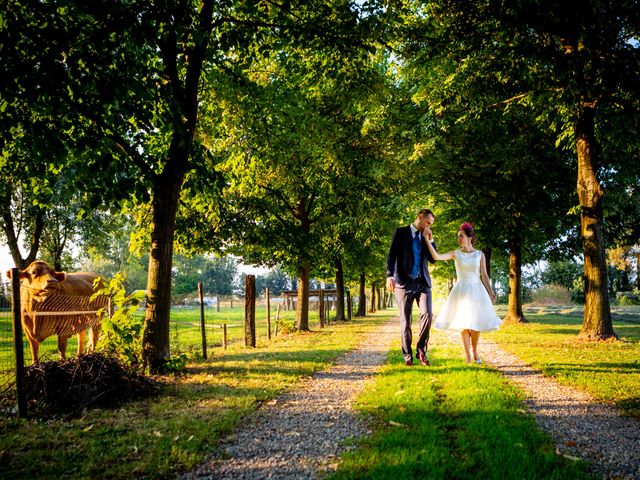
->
[617, 292, 640, 306]
[93, 273, 146, 368]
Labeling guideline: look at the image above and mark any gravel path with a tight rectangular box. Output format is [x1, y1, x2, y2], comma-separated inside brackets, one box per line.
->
[181, 316, 639, 480]
[181, 318, 397, 480]
[471, 333, 640, 480]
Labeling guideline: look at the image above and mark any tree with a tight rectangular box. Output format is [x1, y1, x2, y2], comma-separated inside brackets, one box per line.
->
[391, 0, 640, 337]
[255, 267, 291, 296]
[192, 18, 386, 331]
[3, 0, 379, 370]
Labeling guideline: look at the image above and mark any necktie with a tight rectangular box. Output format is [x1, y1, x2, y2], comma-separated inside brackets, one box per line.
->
[412, 231, 421, 279]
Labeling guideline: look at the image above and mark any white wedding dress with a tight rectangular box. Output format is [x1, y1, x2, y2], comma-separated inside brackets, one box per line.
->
[434, 250, 502, 332]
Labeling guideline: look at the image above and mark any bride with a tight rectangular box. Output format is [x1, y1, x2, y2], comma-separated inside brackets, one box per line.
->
[423, 222, 502, 364]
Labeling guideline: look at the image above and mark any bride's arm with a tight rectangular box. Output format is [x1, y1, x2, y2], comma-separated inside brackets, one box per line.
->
[480, 252, 497, 303]
[423, 230, 455, 261]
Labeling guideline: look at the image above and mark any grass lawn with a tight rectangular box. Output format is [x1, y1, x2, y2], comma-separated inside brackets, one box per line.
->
[0, 312, 386, 479]
[0, 304, 315, 385]
[487, 304, 640, 418]
[329, 329, 594, 480]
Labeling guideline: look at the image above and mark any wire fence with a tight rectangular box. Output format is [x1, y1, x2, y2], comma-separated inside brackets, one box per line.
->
[0, 281, 15, 403]
[0, 277, 357, 417]
[141, 294, 346, 357]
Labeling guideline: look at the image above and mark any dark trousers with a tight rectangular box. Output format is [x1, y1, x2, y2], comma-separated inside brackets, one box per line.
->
[395, 279, 433, 361]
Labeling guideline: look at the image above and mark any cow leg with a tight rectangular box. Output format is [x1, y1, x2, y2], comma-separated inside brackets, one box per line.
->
[26, 335, 39, 365]
[88, 324, 101, 352]
[77, 330, 86, 356]
[57, 335, 68, 360]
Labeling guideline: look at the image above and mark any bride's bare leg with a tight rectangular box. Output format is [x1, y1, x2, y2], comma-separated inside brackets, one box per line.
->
[460, 330, 472, 363]
[470, 330, 481, 362]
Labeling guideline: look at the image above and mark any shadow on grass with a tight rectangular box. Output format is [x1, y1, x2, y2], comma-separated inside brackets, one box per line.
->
[329, 357, 594, 480]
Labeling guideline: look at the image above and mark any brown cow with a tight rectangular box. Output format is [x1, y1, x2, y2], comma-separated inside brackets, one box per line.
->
[6, 260, 107, 364]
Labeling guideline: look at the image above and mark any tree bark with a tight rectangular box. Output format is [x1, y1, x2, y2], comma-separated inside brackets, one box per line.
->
[357, 272, 366, 316]
[1, 189, 45, 268]
[334, 257, 346, 321]
[295, 261, 310, 330]
[142, 173, 184, 372]
[503, 237, 527, 324]
[141, 0, 215, 372]
[369, 281, 376, 313]
[245, 275, 256, 347]
[574, 104, 616, 340]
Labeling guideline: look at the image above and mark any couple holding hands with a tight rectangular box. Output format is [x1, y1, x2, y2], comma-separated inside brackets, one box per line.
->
[386, 209, 502, 366]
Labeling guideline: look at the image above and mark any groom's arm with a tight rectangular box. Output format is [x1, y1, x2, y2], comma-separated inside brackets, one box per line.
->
[386, 228, 401, 278]
[423, 229, 438, 264]
[386, 228, 401, 290]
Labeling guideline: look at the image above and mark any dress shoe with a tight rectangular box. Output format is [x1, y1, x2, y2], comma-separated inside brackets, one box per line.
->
[417, 352, 430, 366]
[405, 359, 413, 366]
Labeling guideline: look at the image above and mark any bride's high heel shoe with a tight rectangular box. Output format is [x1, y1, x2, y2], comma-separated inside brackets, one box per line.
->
[474, 359, 482, 364]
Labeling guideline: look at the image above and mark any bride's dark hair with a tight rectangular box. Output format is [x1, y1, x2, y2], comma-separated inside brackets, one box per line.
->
[459, 222, 475, 243]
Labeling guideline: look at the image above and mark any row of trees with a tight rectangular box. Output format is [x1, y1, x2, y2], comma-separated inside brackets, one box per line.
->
[1, 1, 638, 371]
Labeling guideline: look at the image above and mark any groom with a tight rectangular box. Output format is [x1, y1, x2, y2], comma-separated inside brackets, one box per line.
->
[386, 209, 437, 366]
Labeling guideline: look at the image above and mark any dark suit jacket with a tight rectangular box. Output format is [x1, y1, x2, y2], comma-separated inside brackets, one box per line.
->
[386, 226, 437, 288]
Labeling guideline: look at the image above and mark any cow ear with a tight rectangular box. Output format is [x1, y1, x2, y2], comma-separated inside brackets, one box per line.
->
[54, 272, 66, 282]
[5, 269, 28, 280]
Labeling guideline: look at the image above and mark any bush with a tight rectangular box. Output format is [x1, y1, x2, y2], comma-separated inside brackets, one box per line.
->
[616, 291, 640, 306]
[94, 273, 146, 368]
[530, 284, 573, 305]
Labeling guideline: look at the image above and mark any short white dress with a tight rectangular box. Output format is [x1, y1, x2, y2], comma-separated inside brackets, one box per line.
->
[434, 250, 502, 332]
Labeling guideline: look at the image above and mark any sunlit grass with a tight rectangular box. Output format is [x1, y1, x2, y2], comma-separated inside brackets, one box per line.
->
[488, 305, 640, 417]
[329, 329, 594, 480]
[0, 312, 388, 479]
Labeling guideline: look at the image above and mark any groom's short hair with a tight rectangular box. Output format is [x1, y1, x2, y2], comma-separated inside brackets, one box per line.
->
[418, 209, 435, 218]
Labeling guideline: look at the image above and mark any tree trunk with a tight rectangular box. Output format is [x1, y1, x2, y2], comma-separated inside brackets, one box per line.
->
[142, 173, 183, 372]
[334, 257, 346, 321]
[377, 287, 382, 310]
[2, 189, 45, 268]
[141, 1, 215, 372]
[357, 272, 366, 316]
[574, 104, 616, 340]
[369, 281, 376, 313]
[295, 261, 310, 331]
[503, 238, 527, 324]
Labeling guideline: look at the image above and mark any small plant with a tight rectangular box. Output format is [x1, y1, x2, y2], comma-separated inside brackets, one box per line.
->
[159, 353, 189, 374]
[274, 318, 296, 335]
[93, 273, 146, 368]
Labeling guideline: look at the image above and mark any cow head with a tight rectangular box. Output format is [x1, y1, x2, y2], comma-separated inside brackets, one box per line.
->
[7, 261, 67, 302]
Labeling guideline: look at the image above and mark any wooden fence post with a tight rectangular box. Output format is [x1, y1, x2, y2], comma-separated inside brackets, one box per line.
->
[198, 282, 207, 359]
[223, 323, 227, 350]
[275, 303, 281, 336]
[318, 288, 325, 328]
[266, 288, 271, 340]
[11, 268, 27, 418]
[245, 275, 256, 347]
